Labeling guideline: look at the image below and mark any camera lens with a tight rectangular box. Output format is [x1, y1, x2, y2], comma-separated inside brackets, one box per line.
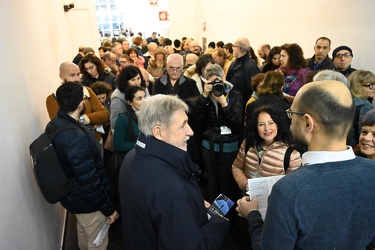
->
[211, 79, 224, 96]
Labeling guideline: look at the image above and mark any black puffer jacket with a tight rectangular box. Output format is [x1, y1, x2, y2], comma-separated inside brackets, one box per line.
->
[226, 53, 260, 106]
[51, 111, 115, 216]
[189, 88, 243, 140]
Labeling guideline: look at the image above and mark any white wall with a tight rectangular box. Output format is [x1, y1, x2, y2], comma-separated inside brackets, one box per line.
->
[0, 0, 99, 249]
[169, 0, 375, 72]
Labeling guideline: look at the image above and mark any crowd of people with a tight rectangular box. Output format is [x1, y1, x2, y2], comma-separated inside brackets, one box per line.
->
[48, 32, 375, 249]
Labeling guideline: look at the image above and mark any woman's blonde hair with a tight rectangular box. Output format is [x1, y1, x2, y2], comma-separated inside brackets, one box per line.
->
[348, 70, 375, 98]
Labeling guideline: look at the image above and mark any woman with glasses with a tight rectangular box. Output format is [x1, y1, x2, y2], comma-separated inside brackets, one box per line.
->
[347, 70, 375, 148]
[232, 105, 301, 193]
[276, 43, 310, 103]
[79, 53, 116, 90]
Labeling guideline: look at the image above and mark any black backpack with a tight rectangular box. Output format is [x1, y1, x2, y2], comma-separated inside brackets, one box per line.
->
[29, 122, 76, 204]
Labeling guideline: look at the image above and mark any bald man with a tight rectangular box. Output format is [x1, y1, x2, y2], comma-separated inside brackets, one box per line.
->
[226, 37, 260, 107]
[184, 53, 198, 69]
[46, 62, 108, 142]
[188, 41, 201, 56]
[236, 81, 375, 249]
[257, 44, 270, 61]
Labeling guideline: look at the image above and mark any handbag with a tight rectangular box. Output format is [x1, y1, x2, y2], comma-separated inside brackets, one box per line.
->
[104, 127, 114, 152]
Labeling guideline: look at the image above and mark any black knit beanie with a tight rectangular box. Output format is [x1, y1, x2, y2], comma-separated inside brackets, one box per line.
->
[332, 46, 353, 59]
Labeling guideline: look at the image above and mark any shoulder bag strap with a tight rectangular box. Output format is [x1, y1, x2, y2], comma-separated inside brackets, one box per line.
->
[283, 146, 294, 172]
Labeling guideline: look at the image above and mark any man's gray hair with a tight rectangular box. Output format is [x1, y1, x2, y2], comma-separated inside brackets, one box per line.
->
[205, 64, 224, 79]
[111, 42, 121, 52]
[138, 94, 189, 136]
[313, 70, 350, 87]
[166, 53, 183, 66]
[236, 37, 250, 53]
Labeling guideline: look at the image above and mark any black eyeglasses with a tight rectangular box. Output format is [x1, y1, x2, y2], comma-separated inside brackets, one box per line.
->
[167, 67, 182, 73]
[286, 108, 305, 119]
[334, 53, 352, 59]
[362, 82, 375, 90]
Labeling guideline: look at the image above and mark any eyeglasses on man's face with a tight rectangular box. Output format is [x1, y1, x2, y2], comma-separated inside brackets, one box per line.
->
[167, 67, 182, 73]
[232, 45, 239, 49]
[286, 108, 305, 119]
[362, 82, 375, 89]
[334, 53, 352, 59]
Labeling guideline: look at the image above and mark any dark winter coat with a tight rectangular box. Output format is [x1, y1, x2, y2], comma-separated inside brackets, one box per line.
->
[119, 134, 229, 249]
[52, 111, 115, 216]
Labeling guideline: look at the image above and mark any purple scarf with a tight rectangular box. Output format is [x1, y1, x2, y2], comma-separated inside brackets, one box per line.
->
[279, 67, 308, 83]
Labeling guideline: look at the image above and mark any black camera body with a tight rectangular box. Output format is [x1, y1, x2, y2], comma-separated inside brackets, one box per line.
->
[209, 78, 225, 97]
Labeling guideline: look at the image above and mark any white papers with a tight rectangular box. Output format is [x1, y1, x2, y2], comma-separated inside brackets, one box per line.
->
[95, 124, 105, 134]
[93, 219, 110, 246]
[247, 176, 284, 219]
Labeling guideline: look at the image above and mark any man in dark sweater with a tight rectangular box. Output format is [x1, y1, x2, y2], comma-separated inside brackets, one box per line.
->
[237, 80, 375, 249]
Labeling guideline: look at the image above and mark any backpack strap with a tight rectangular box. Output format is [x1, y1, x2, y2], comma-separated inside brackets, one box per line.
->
[283, 146, 294, 173]
[245, 139, 250, 154]
[46, 122, 80, 141]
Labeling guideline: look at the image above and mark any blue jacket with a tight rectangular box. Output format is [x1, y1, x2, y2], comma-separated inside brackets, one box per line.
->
[119, 134, 229, 249]
[247, 157, 375, 249]
[52, 111, 115, 216]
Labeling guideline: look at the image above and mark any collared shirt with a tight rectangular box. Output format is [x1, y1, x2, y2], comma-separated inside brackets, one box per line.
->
[302, 146, 355, 166]
[313, 60, 321, 70]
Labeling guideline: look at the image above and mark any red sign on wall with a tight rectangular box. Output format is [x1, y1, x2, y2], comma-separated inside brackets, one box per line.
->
[159, 11, 169, 21]
[150, 0, 158, 6]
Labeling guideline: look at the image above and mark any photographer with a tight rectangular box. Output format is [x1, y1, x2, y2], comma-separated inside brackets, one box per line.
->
[189, 64, 243, 202]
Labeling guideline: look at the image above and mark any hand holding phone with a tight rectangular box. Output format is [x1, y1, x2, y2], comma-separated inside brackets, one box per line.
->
[207, 194, 235, 217]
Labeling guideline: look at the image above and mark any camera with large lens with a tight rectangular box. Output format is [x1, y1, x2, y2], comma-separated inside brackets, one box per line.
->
[209, 78, 225, 97]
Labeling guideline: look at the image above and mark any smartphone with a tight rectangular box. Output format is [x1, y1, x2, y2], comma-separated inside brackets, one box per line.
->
[207, 194, 235, 217]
